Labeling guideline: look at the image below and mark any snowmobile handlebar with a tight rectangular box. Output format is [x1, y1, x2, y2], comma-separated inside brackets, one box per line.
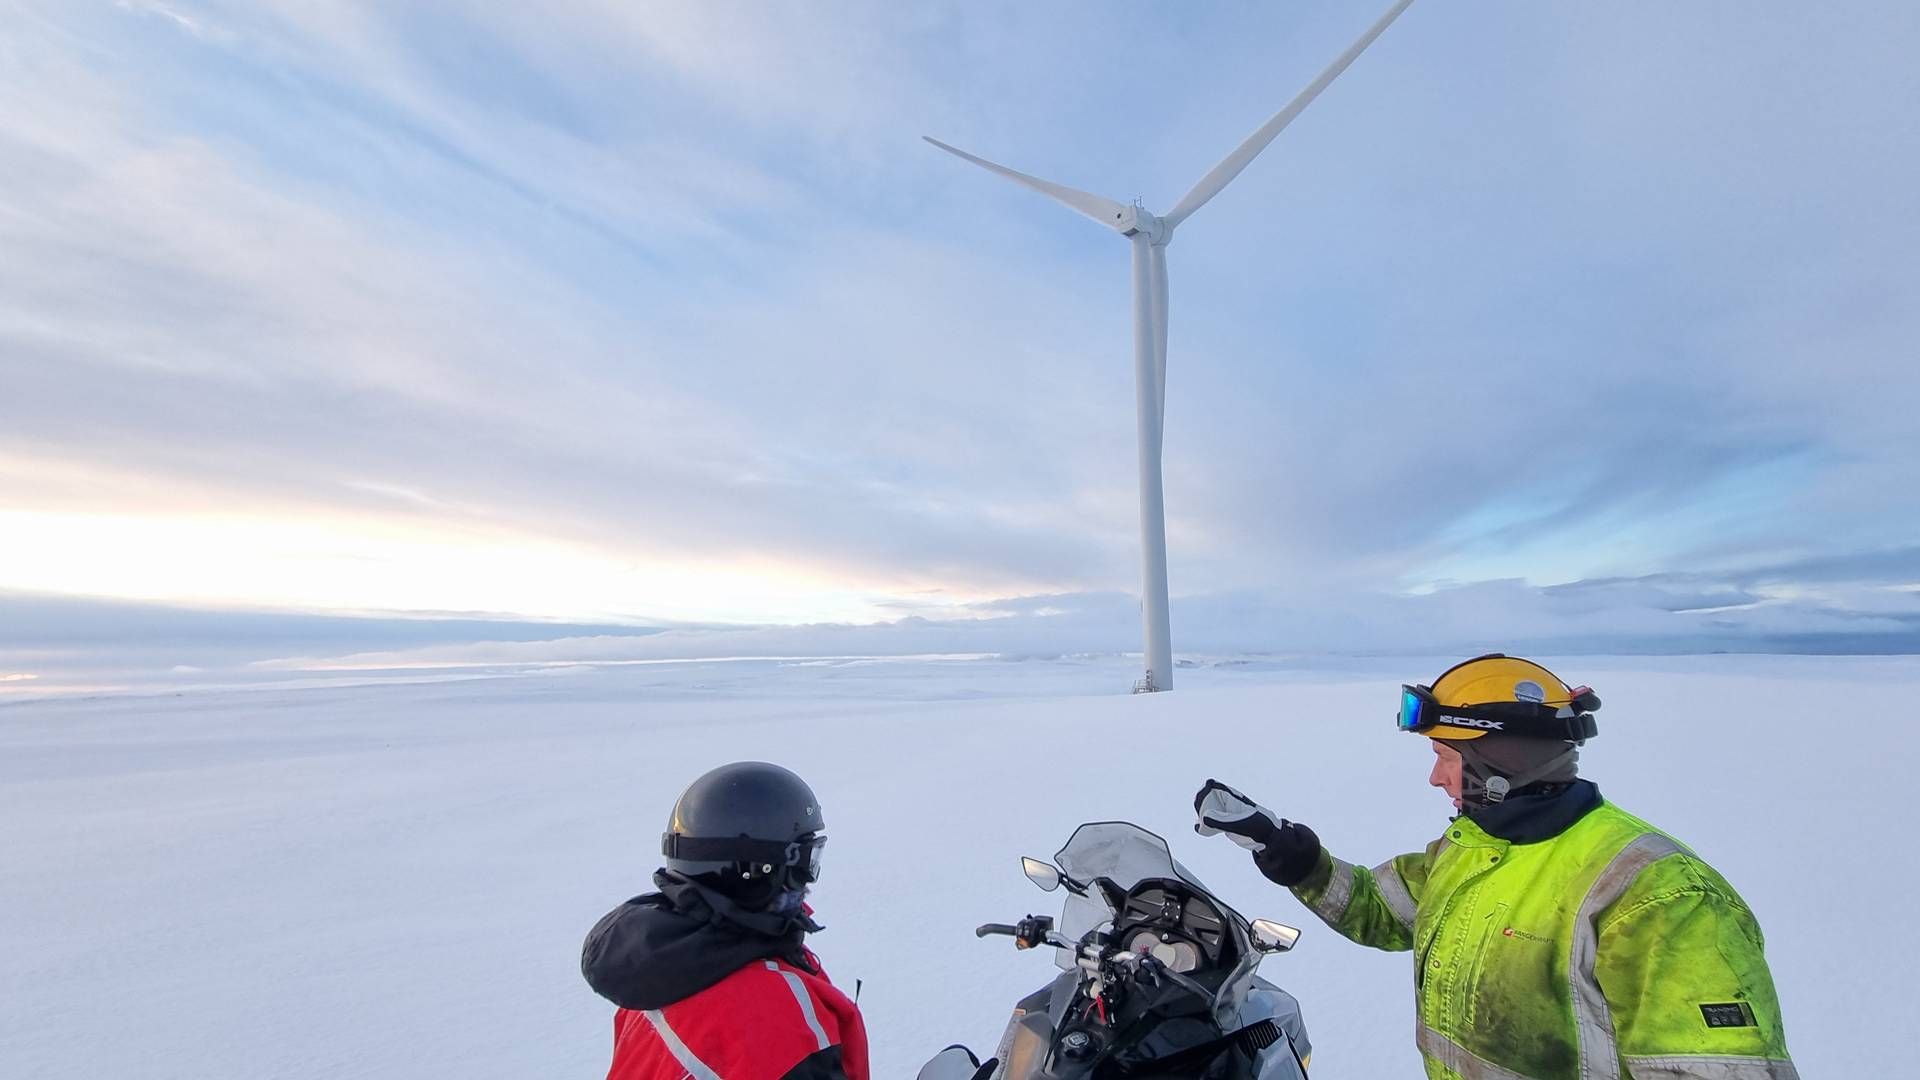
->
[978, 915, 1062, 950]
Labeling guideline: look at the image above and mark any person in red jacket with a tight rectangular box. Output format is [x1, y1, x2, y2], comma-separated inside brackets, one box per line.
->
[582, 762, 868, 1080]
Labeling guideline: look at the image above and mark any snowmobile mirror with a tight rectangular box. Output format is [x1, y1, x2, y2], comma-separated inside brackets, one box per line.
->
[1250, 919, 1301, 954]
[1021, 857, 1063, 892]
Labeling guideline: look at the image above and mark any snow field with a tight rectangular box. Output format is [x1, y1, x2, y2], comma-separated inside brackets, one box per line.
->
[1, 655, 1907, 1077]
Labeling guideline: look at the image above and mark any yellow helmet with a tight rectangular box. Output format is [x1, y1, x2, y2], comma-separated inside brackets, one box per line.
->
[1423, 654, 1581, 742]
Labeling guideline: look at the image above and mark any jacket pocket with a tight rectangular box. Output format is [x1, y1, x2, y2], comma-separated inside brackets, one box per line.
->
[1461, 901, 1508, 1032]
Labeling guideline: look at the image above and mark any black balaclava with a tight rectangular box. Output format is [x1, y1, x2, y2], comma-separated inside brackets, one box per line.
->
[1455, 733, 1580, 811]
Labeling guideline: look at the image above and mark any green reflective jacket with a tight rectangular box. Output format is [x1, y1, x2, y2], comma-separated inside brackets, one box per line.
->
[1292, 798, 1796, 1079]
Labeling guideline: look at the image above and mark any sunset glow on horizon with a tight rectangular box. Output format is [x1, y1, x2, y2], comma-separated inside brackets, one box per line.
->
[0, 503, 1031, 628]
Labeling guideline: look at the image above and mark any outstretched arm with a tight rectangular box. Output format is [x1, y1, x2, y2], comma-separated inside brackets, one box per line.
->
[1288, 844, 1433, 953]
[1194, 779, 1429, 952]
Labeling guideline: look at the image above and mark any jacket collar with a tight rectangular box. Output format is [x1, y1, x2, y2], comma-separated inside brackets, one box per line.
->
[578, 871, 821, 1011]
[1462, 779, 1603, 845]
[655, 869, 823, 937]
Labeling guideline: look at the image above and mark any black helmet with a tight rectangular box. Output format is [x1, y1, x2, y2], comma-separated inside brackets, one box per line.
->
[662, 762, 826, 895]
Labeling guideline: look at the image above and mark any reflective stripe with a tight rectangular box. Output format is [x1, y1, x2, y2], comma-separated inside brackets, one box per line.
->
[766, 960, 831, 1051]
[1624, 1055, 1800, 1079]
[643, 1009, 722, 1080]
[1570, 832, 1686, 1080]
[1306, 855, 1359, 925]
[1372, 857, 1418, 930]
[1416, 1021, 1543, 1080]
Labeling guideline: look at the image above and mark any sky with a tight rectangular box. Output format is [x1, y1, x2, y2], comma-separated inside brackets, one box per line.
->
[3, 0, 1919, 682]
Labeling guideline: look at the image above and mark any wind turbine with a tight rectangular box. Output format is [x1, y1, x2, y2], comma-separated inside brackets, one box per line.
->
[926, 0, 1416, 692]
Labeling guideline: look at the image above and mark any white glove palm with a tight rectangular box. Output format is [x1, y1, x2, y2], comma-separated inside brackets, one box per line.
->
[1193, 778, 1281, 853]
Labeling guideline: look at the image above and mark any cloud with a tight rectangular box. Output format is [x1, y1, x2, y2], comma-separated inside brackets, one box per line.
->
[2, 1, 1915, 636]
[0, 5, 1134, 607]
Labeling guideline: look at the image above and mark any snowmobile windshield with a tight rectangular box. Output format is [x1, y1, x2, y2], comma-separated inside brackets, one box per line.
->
[1050, 821, 1225, 971]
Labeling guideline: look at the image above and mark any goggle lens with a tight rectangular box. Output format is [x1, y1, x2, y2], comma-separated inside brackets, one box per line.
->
[787, 834, 825, 883]
[1398, 686, 1428, 732]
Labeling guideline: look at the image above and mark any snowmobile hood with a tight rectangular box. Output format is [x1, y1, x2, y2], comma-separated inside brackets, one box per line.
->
[580, 870, 820, 1011]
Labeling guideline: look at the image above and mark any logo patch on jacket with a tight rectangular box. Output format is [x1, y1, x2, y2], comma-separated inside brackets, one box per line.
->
[1699, 1002, 1756, 1028]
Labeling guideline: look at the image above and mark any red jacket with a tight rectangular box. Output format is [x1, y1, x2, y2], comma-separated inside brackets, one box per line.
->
[605, 953, 869, 1080]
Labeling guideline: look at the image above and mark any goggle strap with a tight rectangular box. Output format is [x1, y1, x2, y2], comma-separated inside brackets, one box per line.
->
[1435, 713, 1596, 737]
[662, 834, 817, 867]
[1410, 694, 1599, 740]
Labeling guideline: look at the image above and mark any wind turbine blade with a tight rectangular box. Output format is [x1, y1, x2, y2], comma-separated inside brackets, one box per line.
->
[923, 136, 1132, 231]
[1162, 0, 1416, 227]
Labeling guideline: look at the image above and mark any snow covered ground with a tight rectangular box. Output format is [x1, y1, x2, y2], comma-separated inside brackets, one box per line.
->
[2, 653, 1907, 1077]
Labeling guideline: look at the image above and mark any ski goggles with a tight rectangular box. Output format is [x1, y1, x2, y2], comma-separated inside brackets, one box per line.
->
[1397, 684, 1599, 740]
[797, 835, 826, 883]
[661, 833, 827, 883]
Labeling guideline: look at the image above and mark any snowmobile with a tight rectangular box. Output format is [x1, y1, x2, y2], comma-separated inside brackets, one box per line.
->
[918, 821, 1312, 1080]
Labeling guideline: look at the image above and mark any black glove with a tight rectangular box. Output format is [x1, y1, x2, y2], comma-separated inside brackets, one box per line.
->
[1192, 778, 1323, 887]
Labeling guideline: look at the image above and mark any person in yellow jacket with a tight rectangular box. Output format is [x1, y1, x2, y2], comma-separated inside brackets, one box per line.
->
[1194, 654, 1796, 1080]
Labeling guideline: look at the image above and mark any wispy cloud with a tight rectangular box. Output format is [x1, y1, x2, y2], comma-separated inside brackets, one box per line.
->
[3, 1, 1915, 640]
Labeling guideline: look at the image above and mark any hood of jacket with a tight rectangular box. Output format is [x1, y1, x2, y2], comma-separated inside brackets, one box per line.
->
[581, 870, 821, 1011]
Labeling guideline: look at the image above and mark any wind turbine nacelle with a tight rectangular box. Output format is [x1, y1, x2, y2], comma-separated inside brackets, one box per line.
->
[1111, 204, 1164, 240]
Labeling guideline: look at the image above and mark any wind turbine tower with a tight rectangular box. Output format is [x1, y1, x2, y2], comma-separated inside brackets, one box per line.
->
[927, 0, 1416, 692]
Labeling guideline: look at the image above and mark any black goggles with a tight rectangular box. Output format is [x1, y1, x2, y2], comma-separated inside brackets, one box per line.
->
[1397, 684, 1599, 740]
[661, 833, 827, 883]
